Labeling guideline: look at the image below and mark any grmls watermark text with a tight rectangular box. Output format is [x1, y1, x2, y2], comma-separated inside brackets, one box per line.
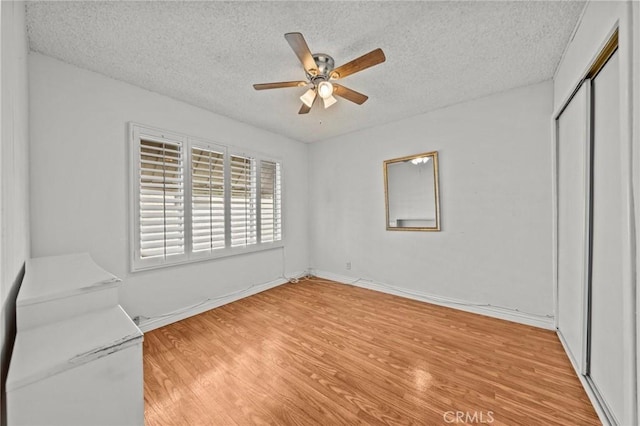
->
[443, 410, 494, 424]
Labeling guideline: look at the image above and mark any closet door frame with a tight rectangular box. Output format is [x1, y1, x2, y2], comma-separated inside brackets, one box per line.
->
[552, 23, 637, 425]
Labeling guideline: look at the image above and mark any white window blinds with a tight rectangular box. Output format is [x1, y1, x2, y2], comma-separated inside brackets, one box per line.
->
[131, 124, 283, 271]
[191, 147, 225, 252]
[230, 155, 257, 247]
[260, 160, 282, 243]
[138, 139, 185, 259]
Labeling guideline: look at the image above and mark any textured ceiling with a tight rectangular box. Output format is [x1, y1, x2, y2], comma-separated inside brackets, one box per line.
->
[26, 1, 585, 143]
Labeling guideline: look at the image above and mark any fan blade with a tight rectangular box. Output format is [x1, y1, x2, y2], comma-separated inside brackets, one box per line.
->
[333, 84, 368, 105]
[285, 32, 318, 75]
[253, 81, 307, 90]
[330, 48, 386, 80]
[299, 103, 312, 114]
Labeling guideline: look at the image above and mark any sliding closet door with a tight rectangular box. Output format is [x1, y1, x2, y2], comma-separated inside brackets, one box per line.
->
[589, 50, 624, 424]
[556, 82, 589, 370]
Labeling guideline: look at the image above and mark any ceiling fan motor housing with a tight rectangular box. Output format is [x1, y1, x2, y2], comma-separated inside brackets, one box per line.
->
[307, 53, 335, 81]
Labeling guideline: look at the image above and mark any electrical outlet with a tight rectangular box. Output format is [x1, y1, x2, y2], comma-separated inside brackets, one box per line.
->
[346, 262, 352, 270]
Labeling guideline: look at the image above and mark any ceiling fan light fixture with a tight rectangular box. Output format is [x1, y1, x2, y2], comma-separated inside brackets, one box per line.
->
[322, 94, 337, 109]
[317, 81, 334, 99]
[254, 32, 385, 114]
[300, 88, 316, 108]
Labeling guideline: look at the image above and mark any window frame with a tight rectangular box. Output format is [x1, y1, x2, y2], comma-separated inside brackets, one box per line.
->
[130, 125, 188, 270]
[228, 151, 258, 249]
[259, 159, 282, 244]
[189, 138, 228, 261]
[129, 123, 284, 272]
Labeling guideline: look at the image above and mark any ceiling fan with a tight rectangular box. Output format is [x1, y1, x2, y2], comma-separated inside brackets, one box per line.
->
[253, 32, 386, 114]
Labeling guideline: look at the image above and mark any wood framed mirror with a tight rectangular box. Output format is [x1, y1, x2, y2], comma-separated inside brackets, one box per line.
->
[384, 151, 440, 231]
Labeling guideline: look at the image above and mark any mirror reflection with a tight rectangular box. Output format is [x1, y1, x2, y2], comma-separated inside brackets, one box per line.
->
[384, 151, 440, 231]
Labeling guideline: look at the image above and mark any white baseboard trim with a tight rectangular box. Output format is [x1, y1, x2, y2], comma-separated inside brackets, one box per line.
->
[311, 269, 555, 330]
[137, 271, 305, 332]
[556, 331, 613, 426]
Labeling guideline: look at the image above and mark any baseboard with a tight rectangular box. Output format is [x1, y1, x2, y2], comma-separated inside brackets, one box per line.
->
[137, 272, 305, 332]
[311, 270, 555, 330]
[136, 269, 555, 332]
[556, 331, 613, 426]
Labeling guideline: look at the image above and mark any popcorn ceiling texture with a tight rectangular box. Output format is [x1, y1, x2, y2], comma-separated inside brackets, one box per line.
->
[26, 1, 585, 143]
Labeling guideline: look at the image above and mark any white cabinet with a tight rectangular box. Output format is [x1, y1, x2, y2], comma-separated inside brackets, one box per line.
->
[6, 253, 144, 426]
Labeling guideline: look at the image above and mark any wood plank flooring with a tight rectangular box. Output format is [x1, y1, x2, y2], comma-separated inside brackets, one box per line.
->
[143, 277, 600, 425]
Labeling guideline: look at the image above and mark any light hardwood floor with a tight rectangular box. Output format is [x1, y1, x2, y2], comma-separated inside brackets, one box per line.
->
[143, 277, 600, 425]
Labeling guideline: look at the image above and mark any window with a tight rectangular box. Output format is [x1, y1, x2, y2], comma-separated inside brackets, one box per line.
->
[139, 139, 185, 259]
[191, 147, 225, 253]
[230, 155, 257, 248]
[260, 160, 282, 243]
[131, 124, 282, 271]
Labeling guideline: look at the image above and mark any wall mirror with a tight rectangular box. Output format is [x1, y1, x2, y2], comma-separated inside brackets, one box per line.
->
[384, 151, 440, 231]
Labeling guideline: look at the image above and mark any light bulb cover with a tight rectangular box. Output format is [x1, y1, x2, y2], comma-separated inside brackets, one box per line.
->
[317, 81, 334, 99]
[322, 95, 338, 109]
[300, 88, 316, 108]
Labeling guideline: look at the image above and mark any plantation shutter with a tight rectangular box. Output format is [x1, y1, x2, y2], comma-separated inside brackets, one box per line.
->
[138, 139, 185, 259]
[260, 160, 282, 243]
[230, 154, 257, 247]
[191, 147, 225, 252]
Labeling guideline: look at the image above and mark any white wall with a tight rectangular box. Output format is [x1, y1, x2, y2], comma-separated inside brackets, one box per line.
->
[1, 2, 29, 311]
[309, 81, 554, 325]
[553, 1, 639, 424]
[28, 53, 309, 323]
[1, 2, 30, 425]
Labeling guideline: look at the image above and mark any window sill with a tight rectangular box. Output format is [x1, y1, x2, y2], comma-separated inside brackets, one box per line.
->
[130, 240, 284, 273]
